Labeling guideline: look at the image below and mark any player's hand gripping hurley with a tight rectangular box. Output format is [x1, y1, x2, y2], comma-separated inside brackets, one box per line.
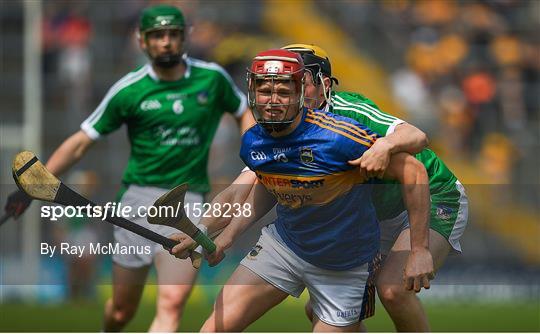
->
[147, 183, 217, 268]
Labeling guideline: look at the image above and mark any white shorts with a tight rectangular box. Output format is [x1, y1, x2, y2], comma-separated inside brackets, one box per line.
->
[240, 225, 378, 327]
[113, 185, 203, 268]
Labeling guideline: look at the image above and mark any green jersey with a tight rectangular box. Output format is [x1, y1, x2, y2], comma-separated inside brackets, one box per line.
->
[329, 91, 458, 221]
[81, 58, 246, 193]
[370, 149, 458, 221]
[329, 91, 404, 136]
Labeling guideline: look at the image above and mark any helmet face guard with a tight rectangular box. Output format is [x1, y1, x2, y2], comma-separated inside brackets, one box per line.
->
[247, 50, 305, 133]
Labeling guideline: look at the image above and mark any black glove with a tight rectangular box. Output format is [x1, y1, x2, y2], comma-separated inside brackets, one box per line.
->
[4, 189, 33, 218]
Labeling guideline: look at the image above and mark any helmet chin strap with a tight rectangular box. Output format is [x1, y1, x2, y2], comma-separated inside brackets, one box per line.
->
[317, 71, 332, 107]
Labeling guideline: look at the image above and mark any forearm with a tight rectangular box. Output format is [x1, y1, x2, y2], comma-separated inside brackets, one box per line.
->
[211, 180, 275, 249]
[400, 160, 430, 251]
[199, 171, 258, 236]
[213, 215, 253, 251]
[383, 123, 428, 155]
[385, 153, 430, 251]
[45, 130, 94, 176]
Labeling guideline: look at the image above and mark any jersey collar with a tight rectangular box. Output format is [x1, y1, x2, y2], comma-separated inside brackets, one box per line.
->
[147, 54, 191, 82]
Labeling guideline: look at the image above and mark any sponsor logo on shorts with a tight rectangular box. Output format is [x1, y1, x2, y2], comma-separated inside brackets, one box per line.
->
[336, 309, 359, 319]
[247, 244, 262, 260]
[435, 205, 454, 220]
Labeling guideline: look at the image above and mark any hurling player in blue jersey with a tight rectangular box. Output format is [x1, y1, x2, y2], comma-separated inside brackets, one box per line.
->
[169, 49, 429, 332]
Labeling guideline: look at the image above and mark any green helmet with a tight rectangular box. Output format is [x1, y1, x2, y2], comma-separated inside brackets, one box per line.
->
[139, 4, 185, 35]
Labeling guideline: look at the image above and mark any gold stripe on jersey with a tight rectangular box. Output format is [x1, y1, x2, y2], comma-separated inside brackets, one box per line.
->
[307, 109, 376, 139]
[305, 116, 374, 148]
[306, 110, 377, 145]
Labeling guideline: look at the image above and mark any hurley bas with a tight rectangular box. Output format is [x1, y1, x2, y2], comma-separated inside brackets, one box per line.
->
[41, 242, 152, 258]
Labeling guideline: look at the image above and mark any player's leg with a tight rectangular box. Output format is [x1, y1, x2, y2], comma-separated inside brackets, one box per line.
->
[201, 265, 289, 332]
[149, 252, 198, 331]
[148, 189, 204, 331]
[375, 228, 450, 331]
[306, 301, 368, 332]
[312, 315, 362, 332]
[306, 254, 379, 333]
[377, 180, 468, 331]
[103, 263, 150, 331]
[103, 185, 172, 331]
[202, 225, 304, 331]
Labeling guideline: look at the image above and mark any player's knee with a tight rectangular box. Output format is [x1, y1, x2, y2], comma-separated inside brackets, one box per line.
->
[376, 282, 412, 307]
[202, 302, 246, 332]
[158, 287, 190, 316]
[111, 303, 137, 326]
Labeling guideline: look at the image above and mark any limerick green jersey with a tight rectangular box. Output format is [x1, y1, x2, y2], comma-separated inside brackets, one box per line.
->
[328, 91, 458, 221]
[329, 91, 404, 136]
[371, 149, 458, 221]
[81, 58, 246, 193]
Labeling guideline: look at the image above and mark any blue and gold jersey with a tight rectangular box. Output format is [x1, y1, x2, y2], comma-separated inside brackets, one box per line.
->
[240, 108, 380, 270]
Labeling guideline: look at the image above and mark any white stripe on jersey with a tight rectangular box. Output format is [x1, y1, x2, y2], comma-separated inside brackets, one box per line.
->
[331, 105, 394, 126]
[81, 65, 150, 135]
[332, 94, 398, 123]
[186, 57, 247, 118]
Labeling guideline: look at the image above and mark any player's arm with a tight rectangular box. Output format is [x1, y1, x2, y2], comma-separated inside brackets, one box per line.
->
[45, 130, 95, 176]
[169, 170, 276, 265]
[217, 66, 255, 133]
[200, 170, 259, 236]
[206, 176, 275, 266]
[383, 152, 433, 292]
[237, 108, 257, 133]
[349, 123, 428, 179]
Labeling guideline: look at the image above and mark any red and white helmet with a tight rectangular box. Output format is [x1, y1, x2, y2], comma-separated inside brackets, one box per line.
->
[247, 49, 305, 133]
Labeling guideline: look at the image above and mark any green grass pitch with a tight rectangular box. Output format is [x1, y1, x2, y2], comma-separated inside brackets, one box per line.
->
[0, 286, 538, 331]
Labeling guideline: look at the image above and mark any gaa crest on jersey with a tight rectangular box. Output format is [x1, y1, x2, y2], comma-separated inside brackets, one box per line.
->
[300, 147, 314, 164]
[247, 244, 262, 260]
[141, 99, 162, 111]
[435, 205, 453, 220]
[197, 91, 209, 105]
[250, 150, 267, 161]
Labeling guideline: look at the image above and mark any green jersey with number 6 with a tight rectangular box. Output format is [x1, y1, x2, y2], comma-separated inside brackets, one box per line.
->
[329, 91, 459, 222]
[81, 58, 246, 193]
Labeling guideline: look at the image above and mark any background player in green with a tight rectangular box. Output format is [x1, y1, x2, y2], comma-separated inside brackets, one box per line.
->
[190, 44, 468, 331]
[4, 4, 251, 332]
